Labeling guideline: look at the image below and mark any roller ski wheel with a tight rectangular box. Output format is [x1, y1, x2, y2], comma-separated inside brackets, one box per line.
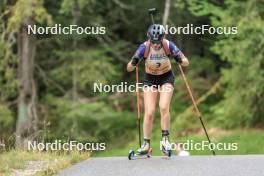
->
[162, 146, 172, 157]
[147, 148, 152, 158]
[128, 149, 135, 160]
[128, 148, 152, 160]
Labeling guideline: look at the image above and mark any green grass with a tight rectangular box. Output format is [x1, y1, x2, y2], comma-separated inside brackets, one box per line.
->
[0, 150, 90, 176]
[1, 131, 263, 175]
[94, 128, 264, 156]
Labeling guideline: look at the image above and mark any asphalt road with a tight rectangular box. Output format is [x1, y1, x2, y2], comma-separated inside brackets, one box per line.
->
[58, 155, 264, 176]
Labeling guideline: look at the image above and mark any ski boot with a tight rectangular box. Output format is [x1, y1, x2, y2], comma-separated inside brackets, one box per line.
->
[161, 136, 172, 157]
[128, 141, 152, 160]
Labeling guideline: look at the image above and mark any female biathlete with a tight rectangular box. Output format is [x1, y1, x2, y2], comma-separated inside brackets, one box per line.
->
[127, 24, 189, 155]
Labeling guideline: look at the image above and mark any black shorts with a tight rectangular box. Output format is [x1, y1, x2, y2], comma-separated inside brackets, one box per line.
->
[144, 70, 175, 87]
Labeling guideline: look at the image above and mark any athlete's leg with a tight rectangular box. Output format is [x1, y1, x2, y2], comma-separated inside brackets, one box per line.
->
[159, 83, 174, 131]
[159, 83, 174, 155]
[137, 86, 158, 154]
[143, 86, 158, 139]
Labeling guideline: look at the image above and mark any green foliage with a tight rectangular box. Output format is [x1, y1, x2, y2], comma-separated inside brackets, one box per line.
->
[41, 94, 135, 145]
[188, 0, 220, 16]
[0, 104, 13, 134]
[0, 1, 16, 141]
[211, 1, 264, 127]
[59, 0, 96, 15]
[188, 0, 264, 128]
[52, 48, 120, 91]
[0, 28, 18, 101]
[8, 0, 52, 31]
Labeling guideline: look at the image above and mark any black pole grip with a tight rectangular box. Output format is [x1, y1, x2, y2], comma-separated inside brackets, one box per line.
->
[148, 8, 157, 15]
[148, 8, 157, 24]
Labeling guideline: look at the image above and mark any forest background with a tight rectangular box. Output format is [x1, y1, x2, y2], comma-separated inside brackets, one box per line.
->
[0, 0, 264, 161]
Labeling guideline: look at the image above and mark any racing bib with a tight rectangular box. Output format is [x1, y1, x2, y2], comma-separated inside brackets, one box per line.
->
[145, 46, 171, 75]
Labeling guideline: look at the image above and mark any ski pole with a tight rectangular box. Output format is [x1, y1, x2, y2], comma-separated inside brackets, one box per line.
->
[178, 64, 216, 155]
[136, 65, 141, 147]
[148, 8, 157, 24]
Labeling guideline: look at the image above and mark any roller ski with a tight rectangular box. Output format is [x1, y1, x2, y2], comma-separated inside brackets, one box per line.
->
[128, 141, 152, 160]
[161, 135, 172, 157]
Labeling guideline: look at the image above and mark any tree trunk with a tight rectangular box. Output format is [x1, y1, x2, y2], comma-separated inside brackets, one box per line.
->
[16, 17, 38, 149]
[163, 0, 171, 26]
[72, 0, 80, 102]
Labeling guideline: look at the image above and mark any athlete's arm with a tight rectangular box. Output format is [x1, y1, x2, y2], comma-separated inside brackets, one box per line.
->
[169, 41, 189, 67]
[127, 43, 145, 72]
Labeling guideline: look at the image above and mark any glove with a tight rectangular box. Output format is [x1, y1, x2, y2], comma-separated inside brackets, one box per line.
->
[131, 56, 140, 66]
[174, 52, 185, 64]
[174, 56, 182, 64]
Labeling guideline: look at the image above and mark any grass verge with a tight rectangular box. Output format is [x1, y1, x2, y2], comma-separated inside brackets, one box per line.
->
[0, 150, 90, 176]
[94, 128, 264, 156]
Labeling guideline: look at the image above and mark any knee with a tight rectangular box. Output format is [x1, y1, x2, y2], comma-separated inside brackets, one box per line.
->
[144, 110, 155, 122]
[159, 104, 169, 115]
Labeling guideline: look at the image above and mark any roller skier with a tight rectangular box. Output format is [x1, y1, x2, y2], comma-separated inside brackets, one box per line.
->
[127, 23, 189, 157]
